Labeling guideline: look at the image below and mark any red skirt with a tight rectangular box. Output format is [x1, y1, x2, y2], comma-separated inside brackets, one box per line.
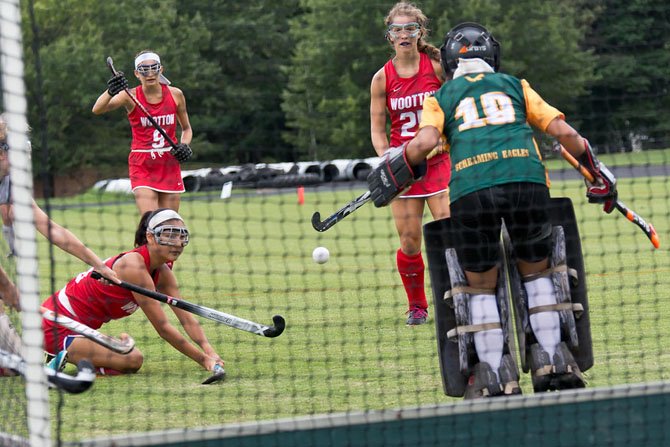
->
[400, 152, 451, 198]
[128, 150, 185, 193]
[42, 292, 79, 356]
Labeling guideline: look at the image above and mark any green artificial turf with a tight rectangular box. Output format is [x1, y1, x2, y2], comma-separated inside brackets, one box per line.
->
[2, 159, 668, 442]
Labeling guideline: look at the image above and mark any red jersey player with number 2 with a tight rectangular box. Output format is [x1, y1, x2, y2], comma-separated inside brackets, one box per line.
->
[370, 2, 451, 325]
[93, 50, 193, 215]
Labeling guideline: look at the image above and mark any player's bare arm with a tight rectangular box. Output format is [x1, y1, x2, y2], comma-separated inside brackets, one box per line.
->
[92, 84, 133, 114]
[92, 67, 134, 114]
[31, 201, 119, 282]
[116, 258, 215, 370]
[171, 87, 193, 145]
[545, 118, 585, 158]
[154, 265, 223, 366]
[406, 126, 441, 165]
[370, 68, 389, 156]
[0, 265, 19, 311]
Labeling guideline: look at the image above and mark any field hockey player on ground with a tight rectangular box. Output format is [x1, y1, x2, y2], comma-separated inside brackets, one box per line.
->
[41, 209, 226, 383]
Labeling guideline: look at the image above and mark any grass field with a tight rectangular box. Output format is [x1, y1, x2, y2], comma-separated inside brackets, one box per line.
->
[1, 162, 669, 442]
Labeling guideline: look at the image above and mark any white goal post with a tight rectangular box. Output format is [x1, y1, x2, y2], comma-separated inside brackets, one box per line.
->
[0, 1, 51, 446]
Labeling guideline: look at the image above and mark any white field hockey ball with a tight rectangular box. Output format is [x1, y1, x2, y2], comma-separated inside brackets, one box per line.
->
[312, 246, 330, 264]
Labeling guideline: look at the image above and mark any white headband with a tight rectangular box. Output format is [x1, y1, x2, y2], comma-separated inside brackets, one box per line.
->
[148, 209, 184, 230]
[135, 52, 161, 68]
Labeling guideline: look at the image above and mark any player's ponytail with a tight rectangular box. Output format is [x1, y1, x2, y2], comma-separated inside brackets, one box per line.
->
[134, 211, 154, 247]
[418, 41, 440, 61]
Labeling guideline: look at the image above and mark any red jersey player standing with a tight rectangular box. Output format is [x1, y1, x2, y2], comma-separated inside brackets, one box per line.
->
[370, 2, 451, 325]
[93, 50, 193, 215]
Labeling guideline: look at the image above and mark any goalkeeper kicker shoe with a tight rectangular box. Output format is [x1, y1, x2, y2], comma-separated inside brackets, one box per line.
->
[406, 306, 428, 325]
[529, 344, 554, 392]
[551, 342, 586, 390]
[530, 342, 586, 392]
[464, 356, 522, 399]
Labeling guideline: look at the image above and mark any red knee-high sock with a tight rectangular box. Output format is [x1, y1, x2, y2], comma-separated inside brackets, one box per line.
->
[396, 249, 428, 310]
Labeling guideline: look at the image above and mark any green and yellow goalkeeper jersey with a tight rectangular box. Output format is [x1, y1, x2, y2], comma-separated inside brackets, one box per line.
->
[420, 72, 564, 202]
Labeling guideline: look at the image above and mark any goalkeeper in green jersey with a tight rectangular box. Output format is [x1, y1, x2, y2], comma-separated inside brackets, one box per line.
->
[367, 22, 616, 398]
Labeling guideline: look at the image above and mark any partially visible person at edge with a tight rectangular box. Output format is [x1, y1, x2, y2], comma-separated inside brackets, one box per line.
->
[92, 50, 193, 215]
[370, 1, 451, 325]
[41, 209, 225, 377]
[0, 114, 119, 374]
[367, 23, 616, 397]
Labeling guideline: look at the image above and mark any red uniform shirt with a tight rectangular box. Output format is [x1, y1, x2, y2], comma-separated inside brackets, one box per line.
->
[384, 52, 451, 197]
[125, 84, 184, 193]
[128, 84, 178, 150]
[42, 245, 161, 334]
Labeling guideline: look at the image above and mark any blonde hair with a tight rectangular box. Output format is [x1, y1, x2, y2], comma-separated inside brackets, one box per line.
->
[384, 2, 440, 61]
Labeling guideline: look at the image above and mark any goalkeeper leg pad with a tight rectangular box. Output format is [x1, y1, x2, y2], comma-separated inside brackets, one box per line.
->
[424, 218, 466, 397]
[547, 198, 594, 373]
[424, 218, 516, 397]
[504, 198, 593, 375]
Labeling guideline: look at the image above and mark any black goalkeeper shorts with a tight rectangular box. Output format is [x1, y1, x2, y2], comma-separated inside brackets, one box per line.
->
[450, 182, 553, 272]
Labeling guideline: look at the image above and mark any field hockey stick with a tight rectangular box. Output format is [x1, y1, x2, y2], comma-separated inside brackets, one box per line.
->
[311, 145, 440, 232]
[202, 363, 226, 385]
[106, 56, 179, 151]
[41, 307, 135, 354]
[90, 272, 286, 338]
[555, 145, 660, 249]
[311, 190, 371, 232]
[0, 348, 95, 394]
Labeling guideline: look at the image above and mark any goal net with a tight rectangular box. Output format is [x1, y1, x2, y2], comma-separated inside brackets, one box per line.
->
[1, 1, 669, 446]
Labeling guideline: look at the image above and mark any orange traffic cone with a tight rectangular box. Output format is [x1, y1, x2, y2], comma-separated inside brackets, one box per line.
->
[297, 186, 305, 205]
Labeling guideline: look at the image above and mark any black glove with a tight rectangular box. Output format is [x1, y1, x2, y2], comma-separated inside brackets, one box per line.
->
[367, 144, 426, 207]
[578, 139, 617, 213]
[106, 72, 128, 96]
[171, 143, 193, 163]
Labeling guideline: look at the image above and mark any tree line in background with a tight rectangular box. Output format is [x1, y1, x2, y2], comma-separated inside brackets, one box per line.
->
[12, 0, 670, 176]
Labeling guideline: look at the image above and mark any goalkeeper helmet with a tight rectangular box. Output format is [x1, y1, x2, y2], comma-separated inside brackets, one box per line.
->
[440, 22, 500, 76]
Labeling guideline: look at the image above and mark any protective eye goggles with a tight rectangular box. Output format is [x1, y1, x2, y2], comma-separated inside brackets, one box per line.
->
[387, 22, 421, 39]
[136, 63, 162, 76]
[150, 225, 189, 247]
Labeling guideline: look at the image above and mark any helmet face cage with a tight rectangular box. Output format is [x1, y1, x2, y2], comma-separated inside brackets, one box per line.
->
[136, 62, 162, 76]
[440, 22, 500, 76]
[386, 22, 421, 40]
[150, 225, 189, 247]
